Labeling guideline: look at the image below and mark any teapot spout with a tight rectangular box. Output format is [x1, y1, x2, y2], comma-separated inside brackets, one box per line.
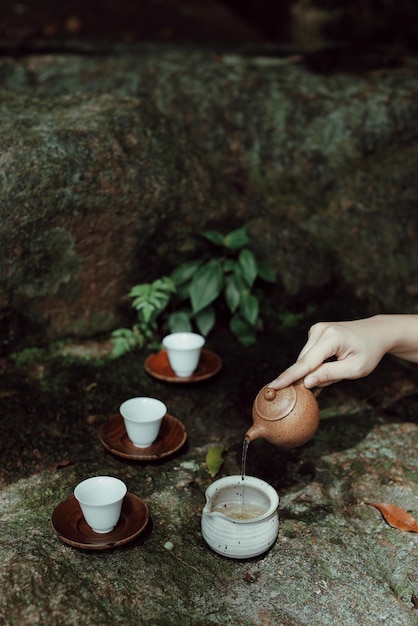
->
[245, 423, 264, 442]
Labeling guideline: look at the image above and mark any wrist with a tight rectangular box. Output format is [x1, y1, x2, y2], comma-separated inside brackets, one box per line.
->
[373, 314, 418, 362]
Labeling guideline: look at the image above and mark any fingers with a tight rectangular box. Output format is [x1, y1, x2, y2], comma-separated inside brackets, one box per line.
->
[270, 360, 340, 390]
[268, 329, 315, 388]
[269, 322, 356, 389]
[269, 318, 387, 392]
[269, 361, 314, 390]
[304, 361, 346, 388]
[297, 322, 329, 360]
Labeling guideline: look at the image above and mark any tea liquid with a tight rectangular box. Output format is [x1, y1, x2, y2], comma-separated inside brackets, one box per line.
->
[212, 501, 267, 520]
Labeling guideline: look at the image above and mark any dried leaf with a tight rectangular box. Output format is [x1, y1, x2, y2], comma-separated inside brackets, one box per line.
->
[205, 445, 228, 477]
[368, 502, 418, 532]
[50, 459, 72, 470]
[411, 594, 418, 613]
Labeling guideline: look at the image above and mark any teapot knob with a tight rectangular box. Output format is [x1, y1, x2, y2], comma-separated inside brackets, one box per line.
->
[264, 388, 276, 401]
[253, 385, 298, 422]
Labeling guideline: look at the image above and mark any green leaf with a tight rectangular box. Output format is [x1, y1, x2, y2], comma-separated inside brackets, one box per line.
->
[195, 306, 215, 336]
[202, 230, 225, 246]
[223, 259, 239, 274]
[129, 284, 149, 299]
[256, 261, 276, 283]
[206, 445, 228, 477]
[168, 311, 192, 333]
[238, 249, 258, 287]
[175, 282, 192, 301]
[171, 260, 203, 286]
[153, 277, 176, 292]
[111, 338, 131, 359]
[110, 327, 145, 357]
[131, 297, 148, 311]
[230, 314, 257, 346]
[140, 303, 155, 323]
[225, 275, 241, 312]
[140, 322, 157, 339]
[130, 277, 174, 313]
[190, 260, 223, 314]
[111, 328, 132, 338]
[224, 227, 250, 250]
[240, 293, 259, 325]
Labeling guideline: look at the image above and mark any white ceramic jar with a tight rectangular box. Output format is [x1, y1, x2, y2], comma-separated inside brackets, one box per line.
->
[201, 475, 279, 559]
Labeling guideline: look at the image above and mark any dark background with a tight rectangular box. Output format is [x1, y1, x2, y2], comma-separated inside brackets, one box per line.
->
[1, 1, 418, 53]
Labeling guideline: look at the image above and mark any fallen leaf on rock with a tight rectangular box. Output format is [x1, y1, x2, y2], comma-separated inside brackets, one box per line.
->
[368, 502, 418, 532]
[205, 445, 228, 477]
[50, 459, 72, 470]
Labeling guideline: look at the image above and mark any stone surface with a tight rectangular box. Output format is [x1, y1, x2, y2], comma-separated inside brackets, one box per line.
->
[2, 6, 418, 624]
[1, 46, 418, 347]
[0, 86, 245, 346]
[1, 329, 418, 625]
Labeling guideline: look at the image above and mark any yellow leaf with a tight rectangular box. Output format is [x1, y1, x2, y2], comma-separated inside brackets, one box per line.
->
[206, 445, 228, 477]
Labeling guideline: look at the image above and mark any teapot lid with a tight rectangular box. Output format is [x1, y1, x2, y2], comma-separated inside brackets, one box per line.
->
[253, 386, 297, 422]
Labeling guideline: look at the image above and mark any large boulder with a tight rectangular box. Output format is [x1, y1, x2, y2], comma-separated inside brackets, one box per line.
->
[0, 87, 246, 348]
[1, 47, 417, 349]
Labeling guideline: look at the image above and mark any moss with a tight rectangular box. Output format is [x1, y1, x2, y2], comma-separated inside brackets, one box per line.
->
[11, 227, 81, 299]
[2, 323, 418, 624]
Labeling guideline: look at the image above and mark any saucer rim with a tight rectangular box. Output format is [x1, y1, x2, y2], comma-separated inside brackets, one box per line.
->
[99, 413, 187, 460]
[51, 492, 149, 550]
[145, 348, 222, 383]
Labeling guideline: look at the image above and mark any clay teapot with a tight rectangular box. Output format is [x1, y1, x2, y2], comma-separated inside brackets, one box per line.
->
[245, 380, 321, 448]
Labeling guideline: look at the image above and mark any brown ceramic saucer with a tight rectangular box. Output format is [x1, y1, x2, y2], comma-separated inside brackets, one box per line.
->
[145, 348, 222, 383]
[99, 413, 187, 461]
[51, 493, 149, 550]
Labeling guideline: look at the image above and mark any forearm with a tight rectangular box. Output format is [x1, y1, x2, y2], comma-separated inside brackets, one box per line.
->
[373, 314, 418, 363]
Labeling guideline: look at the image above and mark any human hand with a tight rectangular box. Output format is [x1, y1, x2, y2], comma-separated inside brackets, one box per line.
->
[269, 317, 388, 390]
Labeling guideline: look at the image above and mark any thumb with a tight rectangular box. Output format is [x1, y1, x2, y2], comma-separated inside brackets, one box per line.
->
[304, 359, 352, 388]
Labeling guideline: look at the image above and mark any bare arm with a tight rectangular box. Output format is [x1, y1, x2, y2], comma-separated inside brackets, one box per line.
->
[270, 315, 418, 390]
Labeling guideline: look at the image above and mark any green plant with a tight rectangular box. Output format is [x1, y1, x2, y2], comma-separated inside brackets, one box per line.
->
[111, 278, 175, 358]
[111, 227, 276, 357]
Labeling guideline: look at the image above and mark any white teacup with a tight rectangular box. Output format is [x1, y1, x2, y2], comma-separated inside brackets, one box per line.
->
[119, 397, 167, 447]
[162, 332, 205, 377]
[74, 476, 127, 534]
